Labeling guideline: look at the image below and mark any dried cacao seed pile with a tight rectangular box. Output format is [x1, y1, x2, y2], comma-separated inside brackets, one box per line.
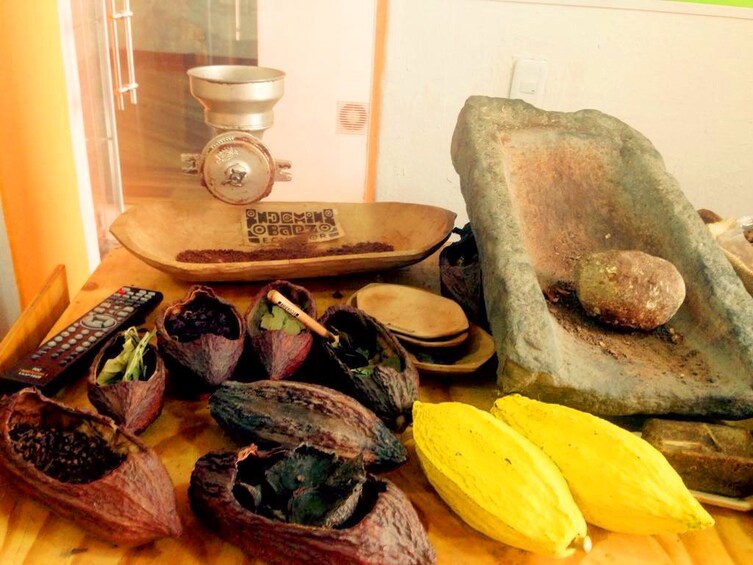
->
[9, 423, 126, 484]
[164, 295, 239, 341]
[157, 286, 245, 391]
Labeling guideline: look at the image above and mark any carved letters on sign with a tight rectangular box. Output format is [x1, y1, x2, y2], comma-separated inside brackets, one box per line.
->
[244, 207, 343, 244]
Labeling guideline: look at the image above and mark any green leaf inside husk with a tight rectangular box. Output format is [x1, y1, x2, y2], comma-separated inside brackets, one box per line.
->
[348, 347, 402, 378]
[96, 327, 155, 385]
[260, 304, 304, 335]
[233, 445, 367, 528]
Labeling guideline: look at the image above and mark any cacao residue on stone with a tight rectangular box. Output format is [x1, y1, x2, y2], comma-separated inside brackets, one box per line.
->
[543, 281, 719, 380]
[189, 444, 436, 565]
[0, 388, 182, 547]
[544, 280, 683, 346]
[156, 285, 245, 394]
[176, 241, 394, 263]
[245, 280, 316, 381]
[314, 305, 419, 432]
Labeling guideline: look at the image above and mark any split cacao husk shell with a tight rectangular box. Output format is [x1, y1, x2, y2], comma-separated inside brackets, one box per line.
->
[245, 280, 316, 380]
[87, 330, 165, 434]
[209, 380, 407, 468]
[156, 285, 245, 393]
[0, 388, 182, 547]
[316, 305, 419, 431]
[189, 444, 436, 565]
[439, 223, 489, 331]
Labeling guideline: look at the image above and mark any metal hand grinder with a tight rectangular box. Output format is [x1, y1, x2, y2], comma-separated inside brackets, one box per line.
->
[183, 65, 292, 205]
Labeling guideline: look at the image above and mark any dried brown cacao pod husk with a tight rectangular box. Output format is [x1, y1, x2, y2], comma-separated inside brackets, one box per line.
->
[315, 305, 419, 432]
[209, 380, 407, 468]
[189, 444, 436, 565]
[439, 223, 489, 331]
[0, 388, 182, 547]
[245, 280, 315, 380]
[87, 331, 165, 434]
[156, 285, 245, 393]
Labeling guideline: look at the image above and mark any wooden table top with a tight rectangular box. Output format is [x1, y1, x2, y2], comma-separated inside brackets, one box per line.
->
[1, 245, 752, 564]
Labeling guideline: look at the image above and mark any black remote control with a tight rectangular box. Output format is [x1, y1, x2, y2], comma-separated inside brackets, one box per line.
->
[1, 286, 163, 394]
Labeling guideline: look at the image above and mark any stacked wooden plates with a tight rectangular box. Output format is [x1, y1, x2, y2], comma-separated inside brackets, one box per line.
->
[348, 283, 495, 375]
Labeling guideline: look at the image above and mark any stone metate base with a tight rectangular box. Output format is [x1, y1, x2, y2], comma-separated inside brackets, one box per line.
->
[451, 97, 753, 417]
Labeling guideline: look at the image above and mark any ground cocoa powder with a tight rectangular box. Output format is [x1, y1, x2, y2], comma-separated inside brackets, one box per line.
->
[543, 281, 720, 382]
[176, 241, 394, 263]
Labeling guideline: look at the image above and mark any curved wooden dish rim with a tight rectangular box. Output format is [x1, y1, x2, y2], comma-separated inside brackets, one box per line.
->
[407, 324, 495, 375]
[110, 202, 456, 279]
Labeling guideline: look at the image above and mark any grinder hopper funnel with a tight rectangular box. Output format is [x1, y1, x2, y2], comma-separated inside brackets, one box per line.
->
[187, 65, 284, 138]
[185, 65, 291, 204]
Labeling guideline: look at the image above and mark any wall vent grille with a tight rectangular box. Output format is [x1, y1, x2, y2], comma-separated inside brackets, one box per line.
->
[336, 101, 369, 135]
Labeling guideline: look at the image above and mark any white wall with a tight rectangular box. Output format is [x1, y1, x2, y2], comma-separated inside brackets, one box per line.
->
[376, 0, 753, 225]
[258, 0, 376, 202]
[0, 196, 20, 338]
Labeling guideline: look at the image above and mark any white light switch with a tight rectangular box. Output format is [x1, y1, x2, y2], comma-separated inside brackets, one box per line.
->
[509, 58, 548, 106]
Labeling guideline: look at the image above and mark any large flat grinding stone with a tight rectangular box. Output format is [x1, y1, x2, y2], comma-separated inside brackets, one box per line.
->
[451, 96, 753, 418]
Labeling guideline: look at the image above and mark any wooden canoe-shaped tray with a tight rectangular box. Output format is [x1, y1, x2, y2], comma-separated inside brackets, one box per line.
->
[110, 200, 456, 282]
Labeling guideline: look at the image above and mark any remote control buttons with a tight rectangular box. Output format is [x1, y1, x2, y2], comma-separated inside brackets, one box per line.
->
[82, 313, 118, 330]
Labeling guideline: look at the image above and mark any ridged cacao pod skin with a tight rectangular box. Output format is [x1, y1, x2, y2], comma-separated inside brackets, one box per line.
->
[316, 305, 419, 432]
[189, 446, 436, 565]
[0, 388, 182, 547]
[492, 394, 714, 535]
[209, 380, 407, 469]
[245, 280, 315, 380]
[156, 285, 245, 393]
[87, 332, 166, 434]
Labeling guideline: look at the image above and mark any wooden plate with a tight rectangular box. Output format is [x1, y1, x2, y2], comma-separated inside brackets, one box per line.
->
[406, 324, 495, 375]
[396, 330, 469, 349]
[109, 200, 456, 282]
[349, 285, 469, 347]
[354, 283, 469, 339]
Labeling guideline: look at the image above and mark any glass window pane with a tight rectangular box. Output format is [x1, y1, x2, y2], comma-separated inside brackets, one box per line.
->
[119, 0, 259, 205]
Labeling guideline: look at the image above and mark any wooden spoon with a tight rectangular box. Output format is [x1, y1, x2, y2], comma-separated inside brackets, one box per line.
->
[266, 290, 368, 367]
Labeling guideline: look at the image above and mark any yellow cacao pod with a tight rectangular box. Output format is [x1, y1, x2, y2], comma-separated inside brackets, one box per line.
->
[412, 401, 589, 557]
[491, 394, 714, 535]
